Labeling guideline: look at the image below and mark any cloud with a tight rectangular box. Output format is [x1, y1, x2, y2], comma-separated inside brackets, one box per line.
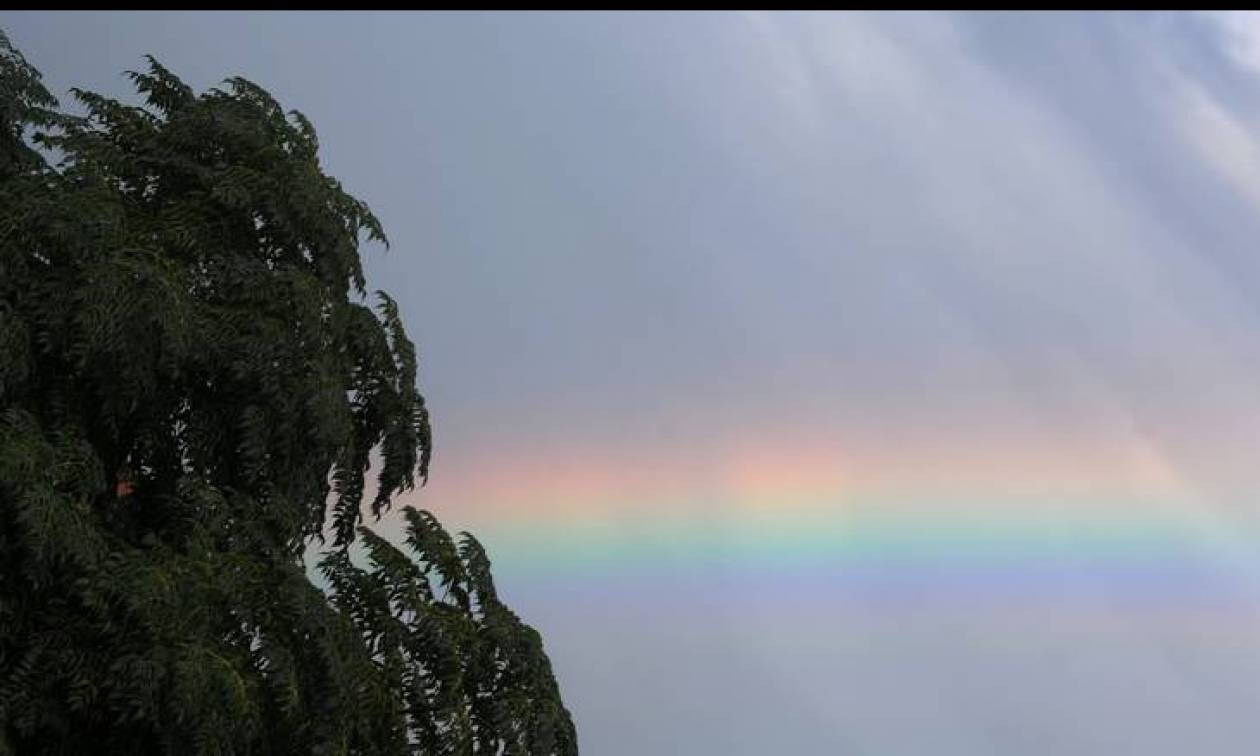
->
[1176, 49, 1260, 213]
[1201, 11, 1260, 75]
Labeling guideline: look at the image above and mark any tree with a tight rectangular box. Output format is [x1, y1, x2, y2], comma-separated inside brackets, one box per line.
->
[0, 29, 576, 755]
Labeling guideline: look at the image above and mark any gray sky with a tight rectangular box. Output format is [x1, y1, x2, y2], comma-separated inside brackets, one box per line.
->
[12, 11, 1260, 753]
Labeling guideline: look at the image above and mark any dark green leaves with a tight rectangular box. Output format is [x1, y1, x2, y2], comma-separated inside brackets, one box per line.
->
[0, 29, 59, 177]
[319, 509, 578, 755]
[0, 33, 574, 755]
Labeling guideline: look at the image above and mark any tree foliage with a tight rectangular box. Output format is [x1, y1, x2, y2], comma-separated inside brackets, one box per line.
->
[0, 29, 576, 755]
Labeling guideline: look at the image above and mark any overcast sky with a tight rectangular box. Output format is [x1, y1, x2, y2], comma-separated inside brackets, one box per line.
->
[11, 11, 1260, 753]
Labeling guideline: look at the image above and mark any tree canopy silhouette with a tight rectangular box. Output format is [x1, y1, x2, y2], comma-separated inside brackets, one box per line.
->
[0, 30, 576, 755]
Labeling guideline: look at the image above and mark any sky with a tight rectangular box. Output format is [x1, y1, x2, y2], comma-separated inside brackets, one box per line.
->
[10, 10, 1260, 753]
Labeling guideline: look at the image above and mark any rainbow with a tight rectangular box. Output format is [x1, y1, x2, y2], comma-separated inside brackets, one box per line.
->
[380, 431, 1260, 606]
